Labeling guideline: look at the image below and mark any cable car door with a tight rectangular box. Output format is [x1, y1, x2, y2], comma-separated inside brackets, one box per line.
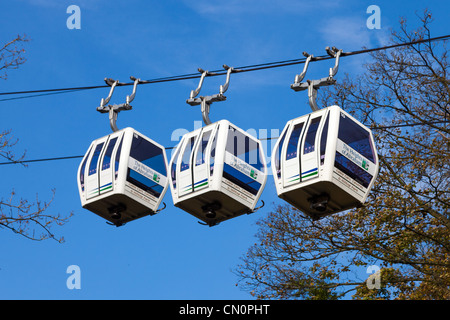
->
[99, 134, 120, 195]
[78, 144, 93, 196]
[192, 127, 214, 193]
[85, 136, 109, 200]
[300, 114, 323, 182]
[177, 131, 200, 197]
[283, 118, 307, 188]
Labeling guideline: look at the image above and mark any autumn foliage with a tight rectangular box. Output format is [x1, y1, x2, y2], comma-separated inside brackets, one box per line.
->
[235, 12, 450, 299]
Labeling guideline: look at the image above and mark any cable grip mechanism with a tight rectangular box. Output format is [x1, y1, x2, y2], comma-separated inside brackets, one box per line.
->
[97, 76, 141, 132]
[290, 47, 342, 111]
[186, 65, 240, 125]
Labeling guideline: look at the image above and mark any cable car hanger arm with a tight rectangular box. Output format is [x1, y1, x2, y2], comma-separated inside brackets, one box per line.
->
[189, 68, 213, 100]
[186, 65, 241, 125]
[291, 52, 315, 88]
[290, 46, 342, 111]
[98, 78, 119, 110]
[326, 46, 343, 79]
[97, 76, 142, 132]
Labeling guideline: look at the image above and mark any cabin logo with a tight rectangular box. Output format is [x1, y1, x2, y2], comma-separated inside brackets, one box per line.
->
[362, 159, 369, 171]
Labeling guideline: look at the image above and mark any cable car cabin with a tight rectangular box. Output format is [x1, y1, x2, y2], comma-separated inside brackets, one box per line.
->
[77, 127, 169, 226]
[169, 120, 267, 226]
[272, 105, 379, 220]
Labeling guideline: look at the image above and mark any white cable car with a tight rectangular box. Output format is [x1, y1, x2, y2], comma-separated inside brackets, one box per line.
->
[271, 47, 379, 220]
[272, 105, 379, 219]
[77, 77, 169, 226]
[169, 67, 267, 226]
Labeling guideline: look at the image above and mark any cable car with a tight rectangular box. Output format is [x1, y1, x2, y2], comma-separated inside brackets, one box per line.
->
[271, 105, 379, 220]
[77, 127, 169, 226]
[169, 120, 267, 226]
[77, 77, 169, 226]
[168, 66, 268, 226]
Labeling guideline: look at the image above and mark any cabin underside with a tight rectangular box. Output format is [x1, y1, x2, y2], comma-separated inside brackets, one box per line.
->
[279, 180, 362, 220]
[175, 189, 253, 226]
[83, 193, 155, 227]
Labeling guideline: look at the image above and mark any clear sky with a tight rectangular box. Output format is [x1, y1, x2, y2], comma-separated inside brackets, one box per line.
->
[0, 0, 448, 300]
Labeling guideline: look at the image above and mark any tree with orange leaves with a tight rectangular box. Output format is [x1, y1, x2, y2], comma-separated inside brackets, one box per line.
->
[235, 11, 450, 300]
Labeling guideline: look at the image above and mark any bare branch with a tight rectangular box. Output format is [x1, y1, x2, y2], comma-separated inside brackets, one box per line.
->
[0, 34, 30, 80]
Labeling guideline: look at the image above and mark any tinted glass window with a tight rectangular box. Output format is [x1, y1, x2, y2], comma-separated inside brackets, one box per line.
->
[274, 129, 288, 179]
[223, 126, 264, 195]
[226, 126, 264, 171]
[286, 123, 304, 160]
[171, 146, 181, 189]
[127, 134, 167, 198]
[225, 126, 241, 156]
[181, 136, 196, 172]
[89, 143, 104, 176]
[320, 114, 329, 165]
[335, 152, 372, 188]
[209, 126, 219, 175]
[129, 134, 166, 175]
[127, 170, 164, 198]
[223, 164, 261, 196]
[115, 137, 123, 180]
[102, 137, 117, 171]
[249, 142, 265, 172]
[303, 117, 321, 154]
[338, 113, 376, 163]
[80, 145, 92, 191]
[195, 131, 211, 166]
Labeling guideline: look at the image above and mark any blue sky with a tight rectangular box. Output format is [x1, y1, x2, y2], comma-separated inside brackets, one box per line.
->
[0, 0, 448, 300]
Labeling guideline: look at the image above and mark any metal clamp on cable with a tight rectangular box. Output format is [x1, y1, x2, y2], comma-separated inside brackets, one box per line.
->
[290, 47, 342, 111]
[186, 65, 240, 125]
[97, 76, 141, 132]
[326, 46, 342, 80]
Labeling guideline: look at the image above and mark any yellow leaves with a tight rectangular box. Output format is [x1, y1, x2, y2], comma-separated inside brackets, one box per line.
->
[236, 11, 450, 300]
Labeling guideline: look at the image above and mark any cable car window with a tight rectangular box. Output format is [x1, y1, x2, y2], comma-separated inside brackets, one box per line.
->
[79, 145, 92, 191]
[89, 143, 104, 176]
[247, 138, 265, 172]
[181, 136, 196, 172]
[127, 170, 164, 197]
[209, 126, 219, 175]
[223, 164, 261, 196]
[195, 131, 211, 166]
[226, 126, 264, 171]
[129, 134, 167, 175]
[335, 152, 372, 188]
[303, 117, 321, 154]
[171, 145, 181, 189]
[115, 137, 123, 180]
[225, 126, 240, 156]
[126, 134, 167, 197]
[274, 129, 288, 179]
[320, 114, 330, 165]
[258, 143, 265, 171]
[286, 123, 304, 160]
[223, 126, 264, 195]
[102, 137, 117, 171]
[338, 113, 376, 163]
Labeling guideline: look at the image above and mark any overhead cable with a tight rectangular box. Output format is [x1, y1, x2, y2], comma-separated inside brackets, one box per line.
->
[0, 120, 447, 166]
[1, 34, 449, 102]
